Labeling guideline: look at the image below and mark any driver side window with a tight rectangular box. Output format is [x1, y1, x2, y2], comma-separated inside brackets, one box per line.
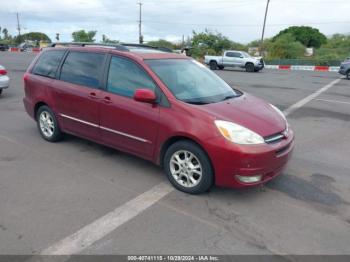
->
[107, 56, 156, 98]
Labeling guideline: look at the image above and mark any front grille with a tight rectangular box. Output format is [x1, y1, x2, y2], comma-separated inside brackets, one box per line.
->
[264, 132, 284, 144]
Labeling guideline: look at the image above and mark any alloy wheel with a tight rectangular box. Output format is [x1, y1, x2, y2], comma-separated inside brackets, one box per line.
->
[169, 150, 202, 188]
[39, 111, 55, 138]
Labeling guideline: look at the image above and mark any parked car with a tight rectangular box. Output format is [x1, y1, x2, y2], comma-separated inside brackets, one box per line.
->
[18, 43, 36, 52]
[0, 65, 9, 95]
[0, 44, 9, 51]
[23, 44, 294, 194]
[339, 58, 350, 80]
[205, 51, 264, 72]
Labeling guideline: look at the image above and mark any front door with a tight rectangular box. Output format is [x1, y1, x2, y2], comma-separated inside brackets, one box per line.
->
[99, 55, 160, 160]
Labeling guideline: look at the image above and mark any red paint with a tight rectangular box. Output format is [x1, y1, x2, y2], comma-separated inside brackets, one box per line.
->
[23, 47, 294, 189]
[10, 47, 19, 52]
[279, 65, 291, 70]
[314, 66, 329, 71]
[0, 69, 7, 75]
[134, 89, 157, 103]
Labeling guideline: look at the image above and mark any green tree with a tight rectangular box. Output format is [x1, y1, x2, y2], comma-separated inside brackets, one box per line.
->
[72, 30, 97, 42]
[314, 34, 350, 63]
[2, 28, 9, 40]
[191, 29, 246, 58]
[267, 33, 305, 59]
[273, 26, 327, 48]
[15, 32, 51, 44]
[102, 34, 119, 44]
[146, 39, 175, 49]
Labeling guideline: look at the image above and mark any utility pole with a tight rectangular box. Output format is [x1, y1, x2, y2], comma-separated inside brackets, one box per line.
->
[260, 0, 270, 57]
[16, 12, 21, 38]
[138, 2, 143, 44]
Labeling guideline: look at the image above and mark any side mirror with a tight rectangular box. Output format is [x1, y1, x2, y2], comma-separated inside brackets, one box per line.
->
[134, 89, 157, 104]
[240, 55, 244, 58]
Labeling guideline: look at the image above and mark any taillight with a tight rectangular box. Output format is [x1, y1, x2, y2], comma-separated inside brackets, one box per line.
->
[0, 69, 7, 75]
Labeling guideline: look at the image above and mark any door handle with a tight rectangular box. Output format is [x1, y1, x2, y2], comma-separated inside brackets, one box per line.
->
[89, 92, 99, 99]
[102, 96, 112, 104]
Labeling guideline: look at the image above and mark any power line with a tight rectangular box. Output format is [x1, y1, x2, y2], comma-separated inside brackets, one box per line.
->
[141, 20, 350, 28]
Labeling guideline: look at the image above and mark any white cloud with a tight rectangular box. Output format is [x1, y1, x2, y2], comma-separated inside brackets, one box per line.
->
[1, 0, 349, 43]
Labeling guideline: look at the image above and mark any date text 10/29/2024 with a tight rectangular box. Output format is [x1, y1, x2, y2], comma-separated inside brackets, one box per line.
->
[127, 256, 219, 261]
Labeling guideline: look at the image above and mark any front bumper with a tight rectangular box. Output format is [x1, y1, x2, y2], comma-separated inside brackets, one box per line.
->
[254, 63, 264, 70]
[0, 75, 10, 89]
[205, 128, 294, 188]
[338, 68, 347, 75]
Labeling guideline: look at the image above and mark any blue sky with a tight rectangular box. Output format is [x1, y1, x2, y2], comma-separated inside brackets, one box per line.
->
[1, 0, 349, 44]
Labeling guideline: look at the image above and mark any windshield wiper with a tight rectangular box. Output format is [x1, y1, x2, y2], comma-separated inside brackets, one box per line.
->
[182, 99, 211, 105]
[185, 101, 210, 105]
[220, 95, 236, 101]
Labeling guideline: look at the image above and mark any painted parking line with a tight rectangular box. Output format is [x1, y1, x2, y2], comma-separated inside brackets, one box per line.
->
[315, 98, 350, 106]
[41, 182, 173, 255]
[283, 78, 341, 116]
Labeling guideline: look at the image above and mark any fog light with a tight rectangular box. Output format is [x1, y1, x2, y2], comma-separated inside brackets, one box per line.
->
[236, 175, 262, 183]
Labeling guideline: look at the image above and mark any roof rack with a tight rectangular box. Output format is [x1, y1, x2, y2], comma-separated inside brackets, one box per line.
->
[48, 42, 173, 53]
[121, 43, 173, 53]
[48, 42, 129, 51]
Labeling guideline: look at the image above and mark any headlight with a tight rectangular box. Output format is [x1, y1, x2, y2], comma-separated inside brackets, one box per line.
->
[215, 120, 265, 145]
[270, 104, 286, 122]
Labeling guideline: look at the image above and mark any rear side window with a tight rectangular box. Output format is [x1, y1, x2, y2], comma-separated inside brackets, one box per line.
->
[32, 50, 65, 78]
[107, 56, 156, 97]
[226, 52, 241, 58]
[60, 52, 105, 88]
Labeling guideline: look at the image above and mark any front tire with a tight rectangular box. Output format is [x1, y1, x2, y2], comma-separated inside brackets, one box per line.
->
[209, 61, 218, 70]
[36, 106, 63, 142]
[0, 89, 2, 95]
[164, 141, 214, 194]
[347, 70, 350, 80]
[245, 63, 255, 72]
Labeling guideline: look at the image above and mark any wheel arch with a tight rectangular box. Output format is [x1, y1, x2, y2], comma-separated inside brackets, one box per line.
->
[158, 135, 214, 174]
[34, 101, 49, 119]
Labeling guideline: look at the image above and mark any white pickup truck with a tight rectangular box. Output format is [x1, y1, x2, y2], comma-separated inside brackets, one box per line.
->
[204, 50, 264, 72]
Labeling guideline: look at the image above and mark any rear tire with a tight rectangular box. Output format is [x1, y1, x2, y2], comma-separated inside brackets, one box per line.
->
[209, 61, 218, 70]
[164, 140, 214, 194]
[36, 105, 63, 142]
[245, 63, 255, 72]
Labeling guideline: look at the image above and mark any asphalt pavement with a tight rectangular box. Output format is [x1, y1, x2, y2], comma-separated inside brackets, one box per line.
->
[0, 52, 350, 255]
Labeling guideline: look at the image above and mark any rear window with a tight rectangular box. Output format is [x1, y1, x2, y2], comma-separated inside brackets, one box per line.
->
[60, 51, 105, 88]
[32, 50, 65, 78]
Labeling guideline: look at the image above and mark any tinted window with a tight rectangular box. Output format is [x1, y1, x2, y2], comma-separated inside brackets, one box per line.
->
[32, 50, 65, 78]
[226, 52, 241, 58]
[60, 52, 105, 88]
[107, 56, 156, 97]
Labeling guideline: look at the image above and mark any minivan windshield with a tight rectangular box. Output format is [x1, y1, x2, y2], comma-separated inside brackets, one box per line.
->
[145, 59, 240, 104]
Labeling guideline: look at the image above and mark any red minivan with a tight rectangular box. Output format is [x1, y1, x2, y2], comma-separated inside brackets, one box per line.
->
[23, 44, 294, 194]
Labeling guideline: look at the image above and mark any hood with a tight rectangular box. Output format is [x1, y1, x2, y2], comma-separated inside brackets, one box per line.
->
[194, 93, 286, 137]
